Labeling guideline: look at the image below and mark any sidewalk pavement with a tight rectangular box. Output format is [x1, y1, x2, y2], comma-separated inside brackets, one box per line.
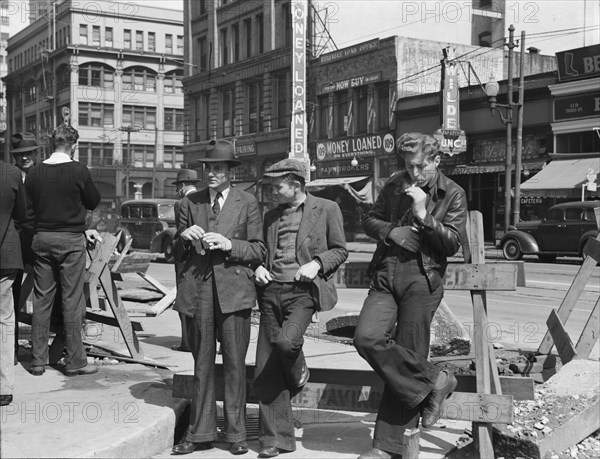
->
[1, 243, 476, 458]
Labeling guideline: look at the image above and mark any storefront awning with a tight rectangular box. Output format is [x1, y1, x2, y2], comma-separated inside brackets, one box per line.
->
[521, 157, 600, 198]
[306, 176, 370, 188]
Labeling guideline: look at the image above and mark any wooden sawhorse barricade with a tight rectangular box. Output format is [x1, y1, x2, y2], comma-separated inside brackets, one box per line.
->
[17, 233, 146, 362]
[173, 211, 525, 458]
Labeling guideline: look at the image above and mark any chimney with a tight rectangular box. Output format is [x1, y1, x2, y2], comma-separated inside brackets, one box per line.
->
[527, 47, 540, 54]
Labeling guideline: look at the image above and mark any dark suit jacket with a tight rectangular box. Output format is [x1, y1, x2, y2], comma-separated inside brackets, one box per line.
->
[173, 186, 266, 316]
[1, 160, 28, 271]
[263, 193, 348, 312]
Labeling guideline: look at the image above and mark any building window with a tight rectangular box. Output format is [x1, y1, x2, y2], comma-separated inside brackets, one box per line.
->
[247, 81, 263, 133]
[148, 32, 155, 51]
[136, 31, 143, 50]
[556, 132, 600, 153]
[164, 108, 184, 131]
[244, 19, 252, 58]
[318, 95, 329, 138]
[39, 110, 52, 135]
[220, 28, 228, 66]
[92, 26, 100, 46]
[377, 84, 389, 130]
[176, 35, 183, 53]
[274, 70, 291, 129]
[124, 29, 132, 48]
[163, 146, 184, 169]
[123, 105, 156, 129]
[165, 34, 173, 53]
[356, 87, 368, 134]
[222, 87, 234, 137]
[24, 80, 36, 104]
[131, 144, 155, 168]
[105, 27, 113, 47]
[122, 67, 156, 92]
[56, 65, 70, 91]
[232, 24, 240, 62]
[78, 103, 114, 127]
[198, 36, 208, 72]
[78, 63, 114, 89]
[336, 93, 347, 137]
[79, 143, 114, 166]
[25, 115, 36, 133]
[256, 14, 264, 53]
[163, 70, 183, 93]
[282, 2, 291, 47]
[194, 93, 210, 142]
[79, 24, 88, 45]
[479, 31, 492, 47]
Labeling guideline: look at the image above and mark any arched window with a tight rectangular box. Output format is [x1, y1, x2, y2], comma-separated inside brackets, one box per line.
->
[78, 63, 114, 88]
[163, 70, 183, 94]
[122, 66, 157, 92]
[479, 31, 492, 48]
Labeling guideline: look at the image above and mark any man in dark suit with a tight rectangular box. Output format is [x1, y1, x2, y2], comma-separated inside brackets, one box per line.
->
[1, 160, 29, 406]
[354, 133, 468, 459]
[171, 140, 266, 456]
[253, 159, 348, 458]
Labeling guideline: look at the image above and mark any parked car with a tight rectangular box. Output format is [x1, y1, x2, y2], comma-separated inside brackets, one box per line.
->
[499, 201, 600, 262]
[117, 199, 177, 262]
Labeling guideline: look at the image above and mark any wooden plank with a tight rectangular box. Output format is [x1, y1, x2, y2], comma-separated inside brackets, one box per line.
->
[137, 272, 171, 295]
[574, 296, 600, 360]
[109, 252, 153, 273]
[582, 237, 600, 263]
[547, 309, 577, 364]
[403, 429, 420, 459]
[109, 234, 132, 272]
[85, 311, 143, 332]
[538, 249, 598, 355]
[148, 288, 177, 316]
[335, 261, 518, 290]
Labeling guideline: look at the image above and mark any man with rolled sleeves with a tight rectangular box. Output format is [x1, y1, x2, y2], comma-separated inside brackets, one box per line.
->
[354, 133, 468, 459]
[253, 159, 348, 458]
[171, 139, 266, 456]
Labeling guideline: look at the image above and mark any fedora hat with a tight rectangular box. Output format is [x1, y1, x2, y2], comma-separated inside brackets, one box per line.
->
[172, 169, 201, 185]
[196, 139, 241, 166]
[11, 132, 40, 154]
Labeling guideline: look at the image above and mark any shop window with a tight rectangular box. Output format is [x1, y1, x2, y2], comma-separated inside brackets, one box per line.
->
[336, 93, 347, 137]
[356, 87, 368, 134]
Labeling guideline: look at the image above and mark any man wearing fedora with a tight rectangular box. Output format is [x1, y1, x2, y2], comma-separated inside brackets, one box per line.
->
[171, 168, 203, 353]
[171, 139, 266, 456]
[253, 159, 348, 458]
[11, 132, 39, 182]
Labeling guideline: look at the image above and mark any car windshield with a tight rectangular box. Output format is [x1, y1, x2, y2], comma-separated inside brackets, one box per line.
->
[158, 204, 175, 221]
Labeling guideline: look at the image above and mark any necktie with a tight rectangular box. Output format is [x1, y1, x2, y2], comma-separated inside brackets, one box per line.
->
[212, 192, 222, 216]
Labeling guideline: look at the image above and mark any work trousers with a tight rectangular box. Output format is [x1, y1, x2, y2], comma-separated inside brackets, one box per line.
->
[1, 270, 17, 396]
[254, 282, 315, 451]
[185, 276, 251, 443]
[354, 248, 443, 455]
[31, 232, 87, 371]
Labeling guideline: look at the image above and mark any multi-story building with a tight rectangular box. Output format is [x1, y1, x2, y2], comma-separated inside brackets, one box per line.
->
[4, 0, 185, 213]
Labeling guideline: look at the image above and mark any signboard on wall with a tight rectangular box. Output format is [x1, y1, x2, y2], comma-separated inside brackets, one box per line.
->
[556, 44, 600, 82]
[554, 93, 600, 121]
[319, 38, 380, 64]
[316, 158, 374, 178]
[320, 72, 382, 94]
[290, 0, 308, 175]
[316, 133, 395, 161]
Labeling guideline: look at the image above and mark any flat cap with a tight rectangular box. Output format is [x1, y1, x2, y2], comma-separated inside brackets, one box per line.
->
[263, 158, 306, 178]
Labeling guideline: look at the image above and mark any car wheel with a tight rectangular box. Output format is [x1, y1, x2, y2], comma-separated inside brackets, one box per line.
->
[502, 239, 523, 261]
[163, 237, 175, 264]
[538, 254, 557, 263]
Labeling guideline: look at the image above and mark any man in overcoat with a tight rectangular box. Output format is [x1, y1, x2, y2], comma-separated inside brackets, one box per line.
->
[171, 139, 266, 456]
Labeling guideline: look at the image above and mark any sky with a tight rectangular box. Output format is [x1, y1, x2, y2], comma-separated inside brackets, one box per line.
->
[5, 0, 599, 56]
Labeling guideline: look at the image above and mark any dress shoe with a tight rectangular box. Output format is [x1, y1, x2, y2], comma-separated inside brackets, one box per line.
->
[30, 365, 45, 376]
[65, 364, 99, 377]
[0, 395, 13, 406]
[229, 441, 248, 455]
[171, 440, 213, 455]
[290, 362, 310, 396]
[421, 370, 458, 428]
[258, 446, 280, 458]
[171, 344, 191, 352]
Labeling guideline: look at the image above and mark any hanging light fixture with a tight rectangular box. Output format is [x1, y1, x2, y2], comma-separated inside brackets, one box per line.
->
[350, 156, 358, 167]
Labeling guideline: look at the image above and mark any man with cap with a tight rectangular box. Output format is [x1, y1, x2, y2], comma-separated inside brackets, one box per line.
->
[171, 169, 202, 353]
[253, 158, 348, 458]
[354, 133, 468, 459]
[171, 139, 266, 456]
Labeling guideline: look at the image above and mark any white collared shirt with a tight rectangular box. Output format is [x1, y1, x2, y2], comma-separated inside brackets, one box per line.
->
[43, 152, 73, 164]
[209, 186, 230, 210]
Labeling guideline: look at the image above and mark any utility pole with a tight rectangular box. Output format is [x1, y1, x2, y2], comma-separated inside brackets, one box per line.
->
[504, 24, 516, 232]
[513, 30, 526, 226]
[120, 126, 139, 201]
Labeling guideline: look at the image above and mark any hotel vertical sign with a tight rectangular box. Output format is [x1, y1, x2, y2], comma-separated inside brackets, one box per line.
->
[291, 1, 309, 179]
